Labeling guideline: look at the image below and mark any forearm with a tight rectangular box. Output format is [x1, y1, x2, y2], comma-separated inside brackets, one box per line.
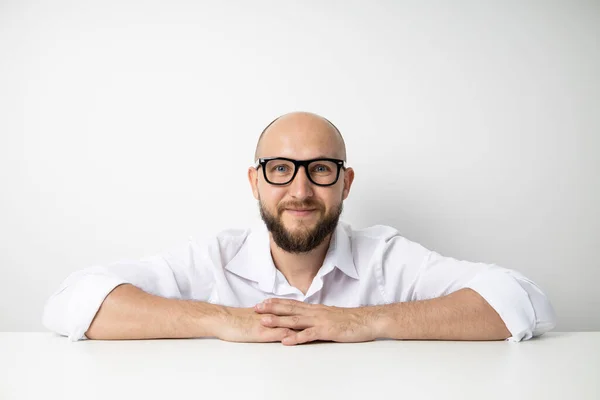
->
[372, 288, 511, 341]
[85, 284, 224, 340]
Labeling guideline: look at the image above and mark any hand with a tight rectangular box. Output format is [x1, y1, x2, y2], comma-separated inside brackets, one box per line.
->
[254, 298, 382, 346]
[213, 306, 295, 343]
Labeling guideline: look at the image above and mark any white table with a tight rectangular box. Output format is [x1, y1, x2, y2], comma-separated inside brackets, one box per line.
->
[1, 332, 598, 400]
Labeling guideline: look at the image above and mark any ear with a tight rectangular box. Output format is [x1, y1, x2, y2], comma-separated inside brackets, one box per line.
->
[342, 167, 354, 200]
[248, 167, 260, 200]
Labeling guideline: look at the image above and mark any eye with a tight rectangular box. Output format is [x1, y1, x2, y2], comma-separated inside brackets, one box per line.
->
[311, 164, 332, 173]
[271, 164, 291, 173]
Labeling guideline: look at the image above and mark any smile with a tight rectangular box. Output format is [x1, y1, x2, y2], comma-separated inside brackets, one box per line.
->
[285, 209, 316, 217]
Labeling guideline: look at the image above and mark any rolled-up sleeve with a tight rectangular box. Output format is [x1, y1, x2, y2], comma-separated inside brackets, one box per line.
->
[380, 235, 557, 342]
[463, 264, 557, 341]
[42, 237, 209, 342]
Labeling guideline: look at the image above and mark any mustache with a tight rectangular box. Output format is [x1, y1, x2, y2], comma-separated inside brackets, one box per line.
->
[277, 200, 324, 213]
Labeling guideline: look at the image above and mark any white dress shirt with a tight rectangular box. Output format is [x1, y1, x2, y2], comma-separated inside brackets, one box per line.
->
[43, 221, 557, 342]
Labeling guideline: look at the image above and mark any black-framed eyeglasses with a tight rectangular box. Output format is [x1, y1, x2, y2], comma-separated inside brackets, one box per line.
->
[254, 157, 346, 187]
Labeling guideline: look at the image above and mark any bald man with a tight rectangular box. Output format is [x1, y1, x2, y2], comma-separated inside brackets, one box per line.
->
[43, 112, 556, 345]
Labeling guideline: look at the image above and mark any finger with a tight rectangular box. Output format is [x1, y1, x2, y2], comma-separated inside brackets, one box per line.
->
[264, 328, 295, 342]
[281, 328, 319, 346]
[255, 302, 308, 316]
[263, 298, 306, 306]
[261, 298, 310, 309]
[260, 315, 314, 330]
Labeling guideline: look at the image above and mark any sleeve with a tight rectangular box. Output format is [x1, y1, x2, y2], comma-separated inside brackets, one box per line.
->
[42, 237, 215, 342]
[378, 235, 557, 342]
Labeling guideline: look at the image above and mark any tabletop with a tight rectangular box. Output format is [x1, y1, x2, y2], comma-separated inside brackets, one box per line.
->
[1, 332, 598, 400]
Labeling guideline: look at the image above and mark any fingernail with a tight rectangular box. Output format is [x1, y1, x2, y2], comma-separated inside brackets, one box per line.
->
[256, 303, 264, 310]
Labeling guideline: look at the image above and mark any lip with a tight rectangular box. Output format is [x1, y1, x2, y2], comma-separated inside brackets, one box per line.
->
[285, 209, 316, 216]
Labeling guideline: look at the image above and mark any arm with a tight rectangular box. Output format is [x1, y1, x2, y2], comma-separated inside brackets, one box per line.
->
[374, 287, 511, 340]
[42, 239, 200, 341]
[85, 284, 292, 342]
[43, 238, 292, 342]
[378, 236, 556, 341]
[85, 284, 219, 340]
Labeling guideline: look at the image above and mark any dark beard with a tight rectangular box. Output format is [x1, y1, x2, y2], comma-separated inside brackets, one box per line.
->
[259, 199, 343, 254]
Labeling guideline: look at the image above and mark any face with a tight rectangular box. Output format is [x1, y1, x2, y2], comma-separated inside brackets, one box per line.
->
[248, 113, 354, 253]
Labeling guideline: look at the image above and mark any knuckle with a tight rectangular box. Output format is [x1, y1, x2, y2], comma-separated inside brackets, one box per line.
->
[291, 316, 300, 327]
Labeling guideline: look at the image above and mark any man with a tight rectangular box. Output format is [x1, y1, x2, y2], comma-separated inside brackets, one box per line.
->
[43, 111, 556, 345]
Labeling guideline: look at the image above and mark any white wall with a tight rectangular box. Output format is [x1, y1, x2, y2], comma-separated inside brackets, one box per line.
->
[1, 0, 598, 332]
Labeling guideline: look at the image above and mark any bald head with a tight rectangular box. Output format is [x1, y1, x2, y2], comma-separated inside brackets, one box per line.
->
[254, 112, 346, 162]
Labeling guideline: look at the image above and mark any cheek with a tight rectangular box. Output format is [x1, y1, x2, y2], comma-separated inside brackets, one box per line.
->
[316, 189, 343, 209]
[258, 184, 286, 207]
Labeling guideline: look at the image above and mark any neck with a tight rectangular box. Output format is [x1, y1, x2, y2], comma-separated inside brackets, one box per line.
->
[269, 233, 333, 295]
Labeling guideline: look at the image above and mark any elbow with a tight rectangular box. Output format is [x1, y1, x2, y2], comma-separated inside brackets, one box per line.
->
[507, 273, 558, 341]
[42, 293, 68, 338]
[42, 286, 87, 342]
[41, 269, 131, 341]
[532, 299, 558, 338]
[511, 295, 557, 341]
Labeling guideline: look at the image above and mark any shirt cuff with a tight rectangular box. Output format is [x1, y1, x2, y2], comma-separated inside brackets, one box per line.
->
[66, 274, 129, 341]
[464, 268, 536, 342]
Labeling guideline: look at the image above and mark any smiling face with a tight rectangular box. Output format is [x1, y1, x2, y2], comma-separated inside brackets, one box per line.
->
[248, 112, 355, 253]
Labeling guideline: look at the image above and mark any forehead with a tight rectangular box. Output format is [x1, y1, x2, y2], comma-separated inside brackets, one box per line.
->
[258, 116, 344, 160]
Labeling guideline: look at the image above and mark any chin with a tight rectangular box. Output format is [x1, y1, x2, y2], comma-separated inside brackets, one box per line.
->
[283, 219, 311, 232]
[283, 213, 318, 225]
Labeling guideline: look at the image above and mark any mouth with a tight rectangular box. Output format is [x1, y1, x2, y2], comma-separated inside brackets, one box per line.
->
[285, 208, 317, 217]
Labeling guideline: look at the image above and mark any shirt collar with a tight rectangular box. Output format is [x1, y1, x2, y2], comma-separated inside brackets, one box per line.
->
[325, 221, 359, 280]
[224, 222, 277, 293]
[224, 221, 359, 293]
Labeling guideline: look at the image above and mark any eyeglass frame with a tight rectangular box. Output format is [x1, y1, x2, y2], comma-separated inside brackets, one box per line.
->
[254, 157, 347, 187]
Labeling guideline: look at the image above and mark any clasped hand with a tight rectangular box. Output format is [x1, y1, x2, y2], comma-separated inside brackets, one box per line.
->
[253, 298, 379, 346]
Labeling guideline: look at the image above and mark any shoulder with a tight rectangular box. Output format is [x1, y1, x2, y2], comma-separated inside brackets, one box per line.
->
[340, 221, 431, 263]
[342, 221, 410, 248]
[215, 227, 252, 248]
[187, 226, 253, 260]
[346, 223, 402, 241]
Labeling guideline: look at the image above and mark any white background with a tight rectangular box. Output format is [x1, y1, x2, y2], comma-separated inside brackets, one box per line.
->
[0, 0, 598, 332]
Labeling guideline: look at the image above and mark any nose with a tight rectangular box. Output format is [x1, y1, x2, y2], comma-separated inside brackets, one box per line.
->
[289, 165, 314, 199]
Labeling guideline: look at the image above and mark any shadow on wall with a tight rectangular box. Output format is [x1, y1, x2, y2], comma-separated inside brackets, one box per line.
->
[346, 175, 497, 263]
[344, 175, 427, 240]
